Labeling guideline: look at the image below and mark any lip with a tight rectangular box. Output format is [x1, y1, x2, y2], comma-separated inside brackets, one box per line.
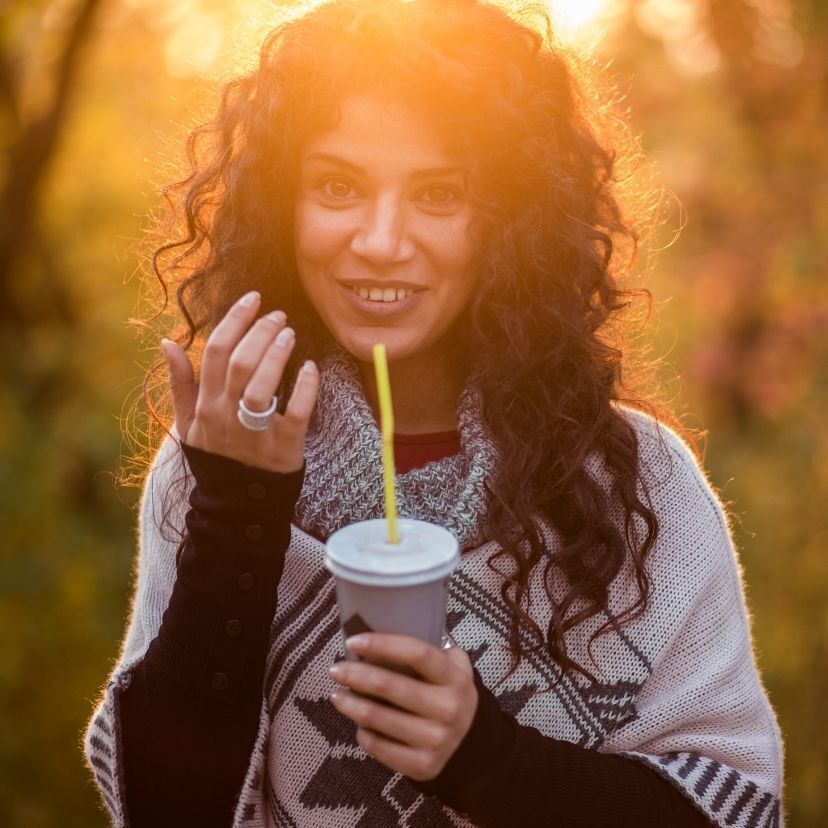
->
[339, 282, 426, 316]
[338, 279, 426, 291]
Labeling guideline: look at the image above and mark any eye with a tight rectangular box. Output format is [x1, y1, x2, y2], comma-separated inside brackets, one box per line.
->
[319, 176, 357, 201]
[418, 185, 462, 210]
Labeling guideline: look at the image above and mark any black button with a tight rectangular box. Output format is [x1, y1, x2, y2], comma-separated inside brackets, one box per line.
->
[211, 672, 229, 691]
[237, 573, 255, 591]
[247, 482, 266, 501]
[225, 619, 242, 637]
[245, 524, 263, 542]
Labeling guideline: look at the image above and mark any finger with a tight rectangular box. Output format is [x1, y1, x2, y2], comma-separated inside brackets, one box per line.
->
[279, 360, 320, 432]
[346, 634, 454, 686]
[330, 689, 438, 748]
[444, 644, 474, 679]
[239, 324, 295, 411]
[329, 660, 448, 720]
[162, 339, 197, 440]
[225, 310, 288, 404]
[354, 727, 440, 782]
[199, 291, 261, 399]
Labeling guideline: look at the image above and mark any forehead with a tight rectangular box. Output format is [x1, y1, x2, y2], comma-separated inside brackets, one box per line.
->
[299, 94, 463, 174]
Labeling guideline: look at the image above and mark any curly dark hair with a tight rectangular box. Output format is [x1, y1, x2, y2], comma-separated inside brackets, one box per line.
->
[141, 0, 682, 682]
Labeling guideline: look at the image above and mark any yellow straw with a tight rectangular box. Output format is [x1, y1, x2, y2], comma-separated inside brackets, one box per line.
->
[373, 343, 399, 544]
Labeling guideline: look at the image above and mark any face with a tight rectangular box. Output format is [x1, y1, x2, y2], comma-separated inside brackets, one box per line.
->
[294, 93, 478, 371]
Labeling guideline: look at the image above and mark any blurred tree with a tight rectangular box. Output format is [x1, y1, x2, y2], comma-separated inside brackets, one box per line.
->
[610, 1, 828, 823]
[0, 0, 104, 331]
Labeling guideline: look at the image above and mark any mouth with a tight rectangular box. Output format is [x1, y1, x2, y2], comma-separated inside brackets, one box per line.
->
[348, 284, 418, 303]
[339, 281, 426, 315]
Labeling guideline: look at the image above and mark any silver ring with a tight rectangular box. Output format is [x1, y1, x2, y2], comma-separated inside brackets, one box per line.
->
[237, 396, 278, 431]
[440, 633, 459, 651]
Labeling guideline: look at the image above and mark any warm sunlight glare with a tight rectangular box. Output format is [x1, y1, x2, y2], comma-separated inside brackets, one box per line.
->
[154, 0, 622, 79]
[546, 0, 614, 34]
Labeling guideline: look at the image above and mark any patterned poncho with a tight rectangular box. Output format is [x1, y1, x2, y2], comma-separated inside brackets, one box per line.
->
[85, 351, 784, 827]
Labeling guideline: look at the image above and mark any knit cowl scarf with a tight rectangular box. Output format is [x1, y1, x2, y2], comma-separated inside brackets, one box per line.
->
[294, 348, 498, 549]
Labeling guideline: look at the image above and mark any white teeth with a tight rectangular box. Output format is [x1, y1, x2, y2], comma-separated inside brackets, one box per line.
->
[351, 286, 414, 302]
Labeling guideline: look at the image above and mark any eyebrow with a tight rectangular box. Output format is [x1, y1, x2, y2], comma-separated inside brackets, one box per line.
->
[304, 152, 464, 180]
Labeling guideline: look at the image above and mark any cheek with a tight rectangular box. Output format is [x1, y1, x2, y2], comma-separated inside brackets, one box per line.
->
[294, 202, 345, 272]
[430, 221, 476, 292]
[430, 212, 474, 265]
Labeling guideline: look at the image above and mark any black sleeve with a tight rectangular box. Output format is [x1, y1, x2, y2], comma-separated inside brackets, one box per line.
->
[414, 671, 713, 827]
[119, 443, 303, 828]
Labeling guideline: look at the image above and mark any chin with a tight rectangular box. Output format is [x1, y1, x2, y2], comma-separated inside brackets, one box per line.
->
[335, 330, 421, 366]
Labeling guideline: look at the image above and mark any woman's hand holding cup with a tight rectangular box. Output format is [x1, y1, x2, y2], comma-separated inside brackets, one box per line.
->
[328, 634, 478, 781]
[162, 290, 319, 473]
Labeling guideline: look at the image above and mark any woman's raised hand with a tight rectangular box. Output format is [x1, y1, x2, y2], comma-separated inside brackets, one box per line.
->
[161, 290, 320, 474]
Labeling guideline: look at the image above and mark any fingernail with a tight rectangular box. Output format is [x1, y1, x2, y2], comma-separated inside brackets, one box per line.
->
[330, 690, 341, 702]
[329, 664, 343, 678]
[275, 326, 294, 346]
[160, 338, 171, 355]
[300, 360, 317, 375]
[238, 291, 260, 307]
[266, 310, 286, 324]
[345, 635, 368, 652]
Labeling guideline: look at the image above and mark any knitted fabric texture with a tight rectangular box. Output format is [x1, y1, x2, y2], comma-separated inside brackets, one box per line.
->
[85, 353, 784, 827]
[295, 350, 495, 549]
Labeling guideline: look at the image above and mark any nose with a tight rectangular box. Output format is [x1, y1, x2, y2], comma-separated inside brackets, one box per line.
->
[350, 195, 415, 264]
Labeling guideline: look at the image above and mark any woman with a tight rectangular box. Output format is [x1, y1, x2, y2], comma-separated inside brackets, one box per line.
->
[85, 1, 784, 826]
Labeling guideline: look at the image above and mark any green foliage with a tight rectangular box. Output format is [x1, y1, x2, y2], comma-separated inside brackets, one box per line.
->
[0, 1, 824, 825]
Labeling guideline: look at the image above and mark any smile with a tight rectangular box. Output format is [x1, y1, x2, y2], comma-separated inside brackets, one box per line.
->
[350, 285, 415, 302]
[340, 282, 426, 316]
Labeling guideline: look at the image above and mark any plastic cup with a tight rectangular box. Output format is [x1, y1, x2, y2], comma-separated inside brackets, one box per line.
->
[324, 518, 459, 657]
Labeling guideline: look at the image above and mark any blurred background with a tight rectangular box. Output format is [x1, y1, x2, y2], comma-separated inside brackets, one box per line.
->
[0, 0, 825, 825]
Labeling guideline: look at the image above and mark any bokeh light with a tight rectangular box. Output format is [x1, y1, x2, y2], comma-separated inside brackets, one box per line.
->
[547, 0, 616, 32]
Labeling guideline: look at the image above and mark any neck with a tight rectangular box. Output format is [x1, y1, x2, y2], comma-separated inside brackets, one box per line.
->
[358, 351, 464, 435]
